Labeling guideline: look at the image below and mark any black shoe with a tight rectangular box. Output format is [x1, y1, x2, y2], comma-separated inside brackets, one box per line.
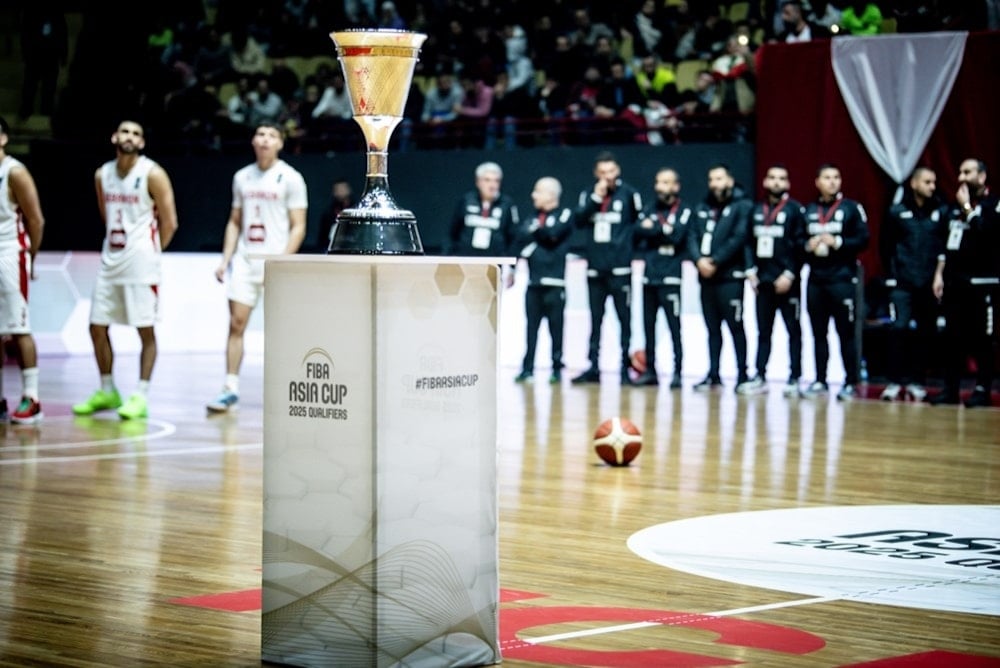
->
[929, 390, 960, 405]
[669, 376, 682, 389]
[693, 376, 722, 392]
[0, 398, 7, 422]
[620, 369, 634, 386]
[549, 370, 561, 384]
[634, 370, 658, 386]
[964, 388, 992, 408]
[571, 368, 600, 384]
[514, 370, 533, 383]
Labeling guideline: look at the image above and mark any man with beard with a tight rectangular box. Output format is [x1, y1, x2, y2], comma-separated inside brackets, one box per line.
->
[742, 164, 807, 396]
[931, 159, 1000, 407]
[633, 167, 691, 388]
[688, 163, 753, 392]
[801, 163, 869, 401]
[73, 120, 179, 420]
[879, 166, 948, 402]
[572, 151, 643, 385]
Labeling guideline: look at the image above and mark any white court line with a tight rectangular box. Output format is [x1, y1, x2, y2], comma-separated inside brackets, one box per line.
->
[0, 442, 261, 465]
[521, 596, 834, 645]
[0, 417, 178, 452]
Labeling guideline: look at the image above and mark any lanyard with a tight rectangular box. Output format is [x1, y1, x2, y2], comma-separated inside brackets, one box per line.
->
[657, 200, 680, 225]
[763, 195, 788, 226]
[816, 198, 842, 227]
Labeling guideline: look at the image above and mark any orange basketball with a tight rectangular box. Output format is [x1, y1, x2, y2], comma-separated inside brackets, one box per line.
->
[593, 417, 642, 466]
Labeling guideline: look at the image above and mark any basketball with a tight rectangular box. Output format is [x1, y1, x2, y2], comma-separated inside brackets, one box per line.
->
[630, 350, 647, 373]
[593, 417, 642, 466]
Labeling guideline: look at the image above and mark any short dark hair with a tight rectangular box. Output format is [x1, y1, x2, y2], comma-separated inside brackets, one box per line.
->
[708, 162, 731, 176]
[594, 150, 618, 165]
[766, 163, 789, 174]
[0, 116, 8, 136]
[256, 121, 286, 139]
[816, 162, 840, 176]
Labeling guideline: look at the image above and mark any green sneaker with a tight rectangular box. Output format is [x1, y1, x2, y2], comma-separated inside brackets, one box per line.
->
[117, 393, 148, 420]
[72, 389, 123, 415]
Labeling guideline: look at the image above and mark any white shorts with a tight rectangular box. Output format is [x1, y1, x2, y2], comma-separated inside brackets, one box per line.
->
[226, 254, 265, 308]
[0, 251, 30, 334]
[90, 274, 160, 327]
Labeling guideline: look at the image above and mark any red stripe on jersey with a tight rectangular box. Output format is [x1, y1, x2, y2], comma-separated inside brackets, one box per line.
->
[19, 249, 28, 300]
[16, 208, 28, 252]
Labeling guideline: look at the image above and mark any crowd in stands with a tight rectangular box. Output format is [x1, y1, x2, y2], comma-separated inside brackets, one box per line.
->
[44, 0, 999, 152]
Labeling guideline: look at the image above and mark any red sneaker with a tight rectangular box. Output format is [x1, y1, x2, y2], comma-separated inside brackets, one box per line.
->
[11, 397, 43, 424]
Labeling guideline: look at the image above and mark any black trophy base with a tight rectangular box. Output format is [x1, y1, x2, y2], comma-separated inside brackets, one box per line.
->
[327, 211, 424, 255]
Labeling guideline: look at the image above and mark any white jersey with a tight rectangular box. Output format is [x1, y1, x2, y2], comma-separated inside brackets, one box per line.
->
[232, 159, 308, 263]
[0, 155, 29, 256]
[98, 155, 162, 285]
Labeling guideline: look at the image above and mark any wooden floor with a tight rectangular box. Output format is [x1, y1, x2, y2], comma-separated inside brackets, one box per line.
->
[0, 351, 998, 666]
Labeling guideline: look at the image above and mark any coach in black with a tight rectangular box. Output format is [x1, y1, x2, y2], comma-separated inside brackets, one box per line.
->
[572, 151, 643, 385]
[802, 163, 869, 401]
[633, 167, 691, 388]
[688, 163, 752, 392]
[879, 166, 948, 402]
[514, 177, 575, 384]
[931, 158, 999, 408]
[445, 161, 519, 256]
[743, 164, 807, 397]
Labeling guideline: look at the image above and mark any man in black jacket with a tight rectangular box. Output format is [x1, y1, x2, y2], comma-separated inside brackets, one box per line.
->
[572, 151, 643, 385]
[445, 161, 520, 257]
[688, 163, 753, 392]
[743, 164, 807, 396]
[802, 163, 870, 401]
[514, 177, 575, 384]
[633, 167, 691, 388]
[931, 158, 1000, 408]
[879, 166, 947, 402]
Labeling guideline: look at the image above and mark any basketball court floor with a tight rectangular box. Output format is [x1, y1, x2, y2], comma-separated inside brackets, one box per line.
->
[0, 255, 998, 666]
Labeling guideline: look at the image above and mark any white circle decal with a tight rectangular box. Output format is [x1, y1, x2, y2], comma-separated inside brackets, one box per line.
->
[628, 505, 1000, 615]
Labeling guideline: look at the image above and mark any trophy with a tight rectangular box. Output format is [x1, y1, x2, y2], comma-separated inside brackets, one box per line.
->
[328, 30, 427, 255]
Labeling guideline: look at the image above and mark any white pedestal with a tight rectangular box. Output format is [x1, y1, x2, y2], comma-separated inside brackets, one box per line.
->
[261, 256, 502, 667]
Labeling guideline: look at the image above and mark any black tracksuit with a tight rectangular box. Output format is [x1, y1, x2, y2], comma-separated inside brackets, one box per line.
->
[880, 194, 948, 385]
[445, 190, 520, 256]
[748, 193, 807, 382]
[689, 187, 752, 382]
[803, 194, 870, 385]
[634, 197, 692, 377]
[516, 206, 575, 374]
[576, 179, 643, 369]
[939, 192, 1000, 395]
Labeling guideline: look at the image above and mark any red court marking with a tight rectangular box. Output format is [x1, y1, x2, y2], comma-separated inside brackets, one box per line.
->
[842, 651, 1000, 667]
[501, 588, 548, 603]
[169, 588, 261, 612]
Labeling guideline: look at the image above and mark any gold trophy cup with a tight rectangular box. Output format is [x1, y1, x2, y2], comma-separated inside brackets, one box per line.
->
[327, 30, 427, 254]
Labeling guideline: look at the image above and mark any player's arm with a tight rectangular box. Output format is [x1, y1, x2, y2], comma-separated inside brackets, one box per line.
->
[215, 206, 242, 282]
[148, 165, 178, 250]
[94, 168, 107, 225]
[9, 164, 45, 263]
[284, 207, 307, 254]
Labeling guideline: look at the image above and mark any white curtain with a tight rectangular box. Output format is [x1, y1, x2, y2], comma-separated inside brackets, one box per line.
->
[832, 32, 967, 188]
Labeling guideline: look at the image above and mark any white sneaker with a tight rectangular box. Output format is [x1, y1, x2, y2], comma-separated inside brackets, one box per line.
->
[880, 383, 902, 401]
[906, 384, 927, 401]
[837, 384, 858, 401]
[736, 376, 767, 395]
[802, 381, 828, 398]
[783, 380, 801, 397]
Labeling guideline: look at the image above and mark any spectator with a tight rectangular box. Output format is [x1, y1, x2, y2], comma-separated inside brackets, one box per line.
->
[247, 76, 285, 126]
[569, 7, 616, 50]
[594, 57, 647, 143]
[229, 26, 268, 79]
[503, 24, 536, 96]
[776, 1, 831, 42]
[631, 0, 667, 60]
[268, 57, 302, 103]
[710, 35, 756, 116]
[420, 72, 464, 148]
[195, 26, 233, 86]
[18, 0, 67, 119]
[378, 1, 407, 30]
[635, 54, 680, 108]
[454, 73, 495, 148]
[311, 71, 355, 151]
[840, 1, 884, 35]
[317, 178, 356, 251]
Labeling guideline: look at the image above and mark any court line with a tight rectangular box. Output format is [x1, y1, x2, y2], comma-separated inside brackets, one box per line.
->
[0, 442, 261, 465]
[0, 417, 178, 452]
[520, 596, 834, 645]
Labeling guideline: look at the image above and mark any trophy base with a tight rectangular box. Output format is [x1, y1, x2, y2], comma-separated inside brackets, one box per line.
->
[327, 209, 424, 255]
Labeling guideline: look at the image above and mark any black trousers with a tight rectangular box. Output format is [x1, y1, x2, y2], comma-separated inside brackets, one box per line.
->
[522, 285, 565, 373]
[940, 282, 998, 393]
[886, 285, 938, 385]
[642, 283, 682, 374]
[807, 279, 860, 385]
[755, 281, 802, 382]
[700, 280, 747, 380]
[586, 273, 631, 368]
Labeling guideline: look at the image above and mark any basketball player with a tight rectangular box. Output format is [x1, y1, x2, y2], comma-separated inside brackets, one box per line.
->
[206, 122, 307, 413]
[73, 120, 179, 420]
[0, 116, 46, 423]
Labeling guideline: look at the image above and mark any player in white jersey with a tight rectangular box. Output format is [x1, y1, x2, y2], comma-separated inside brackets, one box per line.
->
[72, 120, 179, 420]
[207, 122, 307, 413]
[0, 116, 46, 423]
